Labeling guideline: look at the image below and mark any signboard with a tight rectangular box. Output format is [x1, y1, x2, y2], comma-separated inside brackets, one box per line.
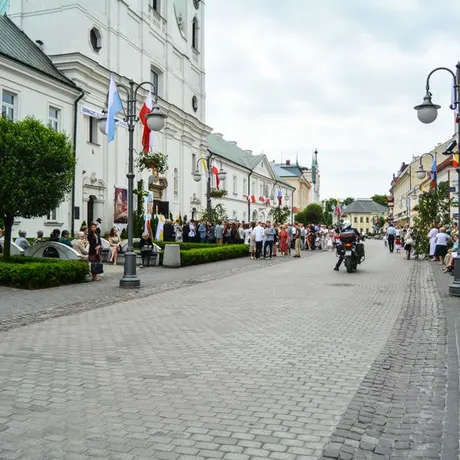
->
[81, 105, 128, 129]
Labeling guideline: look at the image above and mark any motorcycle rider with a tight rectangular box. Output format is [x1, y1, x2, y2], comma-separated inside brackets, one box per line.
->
[334, 220, 362, 271]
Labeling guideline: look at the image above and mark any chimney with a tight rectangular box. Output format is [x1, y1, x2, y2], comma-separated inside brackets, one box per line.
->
[245, 150, 252, 154]
[35, 40, 44, 51]
[214, 133, 223, 138]
[228, 141, 237, 145]
[286, 159, 291, 165]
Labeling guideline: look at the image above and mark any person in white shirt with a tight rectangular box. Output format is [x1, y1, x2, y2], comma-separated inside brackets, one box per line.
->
[435, 227, 450, 264]
[253, 222, 265, 260]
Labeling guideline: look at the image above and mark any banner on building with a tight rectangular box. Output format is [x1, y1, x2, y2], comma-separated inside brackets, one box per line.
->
[114, 185, 128, 223]
[81, 105, 128, 129]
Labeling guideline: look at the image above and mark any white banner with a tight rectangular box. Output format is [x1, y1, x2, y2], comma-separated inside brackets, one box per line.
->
[81, 105, 128, 129]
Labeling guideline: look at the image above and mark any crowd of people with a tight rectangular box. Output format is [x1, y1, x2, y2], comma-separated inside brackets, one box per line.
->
[385, 222, 459, 276]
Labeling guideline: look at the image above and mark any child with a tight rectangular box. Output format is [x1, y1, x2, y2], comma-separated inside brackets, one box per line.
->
[395, 235, 402, 253]
[326, 234, 333, 251]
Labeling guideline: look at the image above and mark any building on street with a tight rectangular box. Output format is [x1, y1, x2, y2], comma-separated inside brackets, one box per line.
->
[340, 198, 387, 234]
[7, 0, 211, 236]
[207, 133, 295, 222]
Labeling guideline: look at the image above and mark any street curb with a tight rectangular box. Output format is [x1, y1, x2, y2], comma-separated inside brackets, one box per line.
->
[431, 263, 460, 459]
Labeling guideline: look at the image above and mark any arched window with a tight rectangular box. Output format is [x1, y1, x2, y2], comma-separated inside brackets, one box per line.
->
[192, 17, 198, 50]
[173, 168, 179, 199]
[89, 27, 102, 53]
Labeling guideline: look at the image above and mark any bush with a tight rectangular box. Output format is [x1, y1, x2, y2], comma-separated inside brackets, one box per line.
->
[0, 256, 89, 289]
[180, 245, 248, 267]
[156, 241, 218, 251]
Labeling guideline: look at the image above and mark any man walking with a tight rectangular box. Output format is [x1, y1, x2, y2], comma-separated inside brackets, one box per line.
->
[386, 223, 396, 253]
[263, 221, 275, 259]
[254, 221, 264, 260]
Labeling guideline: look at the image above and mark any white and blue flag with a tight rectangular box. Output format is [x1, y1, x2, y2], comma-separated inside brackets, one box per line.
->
[106, 74, 123, 143]
[0, 0, 10, 15]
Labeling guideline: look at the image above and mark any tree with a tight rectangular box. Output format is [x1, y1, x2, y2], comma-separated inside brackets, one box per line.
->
[371, 194, 388, 207]
[342, 197, 355, 207]
[0, 117, 75, 260]
[269, 205, 291, 224]
[413, 181, 452, 256]
[295, 203, 324, 225]
[200, 203, 227, 222]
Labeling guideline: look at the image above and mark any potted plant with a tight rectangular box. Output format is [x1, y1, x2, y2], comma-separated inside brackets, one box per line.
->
[136, 151, 168, 173]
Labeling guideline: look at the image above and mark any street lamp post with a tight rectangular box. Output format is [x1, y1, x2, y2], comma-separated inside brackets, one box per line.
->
[414, 62, 460, 296]
[193, 155, 227, 219]
[415, 152, 437, 193]
[98, 79, 167, 289]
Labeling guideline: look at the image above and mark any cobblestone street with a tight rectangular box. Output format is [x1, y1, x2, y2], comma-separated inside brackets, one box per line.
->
[0, 241, 457, 459]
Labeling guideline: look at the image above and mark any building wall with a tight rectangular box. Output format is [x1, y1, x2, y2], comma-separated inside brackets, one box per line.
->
[0, 57, 80, 237]
[341, 212, 374, 234]
[9, 0, 212, 234]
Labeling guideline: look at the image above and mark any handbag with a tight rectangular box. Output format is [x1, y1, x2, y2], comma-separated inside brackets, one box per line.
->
[405, 236, 413, 245]
[91, 261, 104, 274]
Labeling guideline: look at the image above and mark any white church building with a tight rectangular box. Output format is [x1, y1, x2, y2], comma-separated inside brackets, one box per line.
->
[2, 0, 297, 237]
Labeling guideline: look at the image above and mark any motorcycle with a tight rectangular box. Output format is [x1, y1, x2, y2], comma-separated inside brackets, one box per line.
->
[338, 231, 365, 273]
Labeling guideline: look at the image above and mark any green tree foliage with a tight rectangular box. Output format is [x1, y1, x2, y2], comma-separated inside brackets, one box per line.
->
[413, 181, 452, 256]
[269, 205, 291, 224]
[0, 117, 75, 260]
[371, 194, 388, 207]
[342, 197, 355, 207]
[295, 203, 324, 225]
[201, 203, 228, 222]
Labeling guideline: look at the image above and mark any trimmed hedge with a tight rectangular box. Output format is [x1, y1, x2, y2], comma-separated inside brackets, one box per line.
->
[157, 241, 218, 251]
[0, 256, 89, 289]
[180, 245, 248, 267]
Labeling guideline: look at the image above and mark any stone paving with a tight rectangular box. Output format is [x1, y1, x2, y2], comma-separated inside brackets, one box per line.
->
[0, 252, 296, 332]
[0, 241, 455, 459]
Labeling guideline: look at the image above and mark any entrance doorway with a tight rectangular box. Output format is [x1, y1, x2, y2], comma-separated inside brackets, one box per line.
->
[87, 195, 96, 224]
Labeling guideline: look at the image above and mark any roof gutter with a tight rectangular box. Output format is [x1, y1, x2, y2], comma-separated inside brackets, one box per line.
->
[70, 89, 85, 236]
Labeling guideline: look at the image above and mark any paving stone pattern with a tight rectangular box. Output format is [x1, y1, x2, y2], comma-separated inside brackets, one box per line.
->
[320, 261, 452, 460]
[0, 242, 442, 460]
[0, 254, 296, 332]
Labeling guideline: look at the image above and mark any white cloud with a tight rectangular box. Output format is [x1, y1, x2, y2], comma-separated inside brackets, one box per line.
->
[204, 0, 460, 198]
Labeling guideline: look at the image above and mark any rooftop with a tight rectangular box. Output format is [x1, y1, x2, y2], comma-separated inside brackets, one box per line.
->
[0, 15, 75, 86]
[342, 199, 387, 214]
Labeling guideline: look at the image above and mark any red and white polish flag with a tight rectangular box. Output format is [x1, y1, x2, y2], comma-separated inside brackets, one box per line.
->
[139, 92, 154, 152]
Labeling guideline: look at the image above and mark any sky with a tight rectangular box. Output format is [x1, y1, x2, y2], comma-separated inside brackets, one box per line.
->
[204, 0, 460, 200]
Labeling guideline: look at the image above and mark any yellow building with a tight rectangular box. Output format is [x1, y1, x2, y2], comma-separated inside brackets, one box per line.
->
[341, 199, 388, 235]
[271, 161, 312, 214]
[390, 137, 456, 226]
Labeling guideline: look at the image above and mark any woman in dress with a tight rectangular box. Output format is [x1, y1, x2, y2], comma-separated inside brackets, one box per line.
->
[428, 225, 439, 261]
[175, 221, 183, 242]
[108, 227, 122, 265]
[279, 224, 289, 257]
[88, 222, 103, 281]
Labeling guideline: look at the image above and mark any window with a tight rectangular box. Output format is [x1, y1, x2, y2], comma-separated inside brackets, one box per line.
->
[48, 106, 60, 131]
[173, 168, 178, 199]
[360, 228, 364, 234]
[151, 69, 159, 95]
[46, 208, 58, 221]
[233, 175, 237, 194]
[192, 153, 196, 172]
[251, 181, 255, 194]
[2, 90, 16, 121]
[151, 0, 159, 12]
[354, 217, 357, 223]
[192, 96, 198, 113]
[233, 210, 237, 219]
[88, 116, 99, 144]
[260, 184, 263, 197]
[89, 27, 102, 53]
[192, 17, 198, 50]
[243, 179, 247, 195]
[366, 217, 369, 223]
[360, 217, 363, 223]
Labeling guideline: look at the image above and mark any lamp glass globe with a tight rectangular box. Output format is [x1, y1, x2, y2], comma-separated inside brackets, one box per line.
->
[193, 171, 202, 182]
[417, 105, 438, 124]
[98, 117, 107, 135]
[217, 169, 227, 181]
[146, 112, 166, 132]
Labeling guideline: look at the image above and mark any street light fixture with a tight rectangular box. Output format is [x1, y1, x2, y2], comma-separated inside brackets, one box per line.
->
[99, 79, 167, 289]
[414, 62, 460, 296]
[193, 155, 227, 218]
[415, 152, 436, 191]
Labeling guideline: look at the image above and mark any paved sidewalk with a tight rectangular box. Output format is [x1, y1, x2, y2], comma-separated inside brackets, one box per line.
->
[0, 241, 453, 459]
[0, 252, 304, 331]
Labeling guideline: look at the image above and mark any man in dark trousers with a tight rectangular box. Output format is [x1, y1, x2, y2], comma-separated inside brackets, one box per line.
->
[386, 223, 396, 253]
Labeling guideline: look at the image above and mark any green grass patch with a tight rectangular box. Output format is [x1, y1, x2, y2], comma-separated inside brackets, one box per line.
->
[0, 256, 89, 289]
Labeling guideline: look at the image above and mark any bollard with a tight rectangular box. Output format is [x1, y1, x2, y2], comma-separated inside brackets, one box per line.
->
[162, 244, 181, 268]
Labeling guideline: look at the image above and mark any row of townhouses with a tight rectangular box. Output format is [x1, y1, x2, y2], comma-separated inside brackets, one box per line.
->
[1, 1, 319, 237]
[389, 136, 459, 226]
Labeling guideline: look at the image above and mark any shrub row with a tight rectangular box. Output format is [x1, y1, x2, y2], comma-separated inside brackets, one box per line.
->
[0, 256, 89, 289]
[180, 244, 248, 267]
